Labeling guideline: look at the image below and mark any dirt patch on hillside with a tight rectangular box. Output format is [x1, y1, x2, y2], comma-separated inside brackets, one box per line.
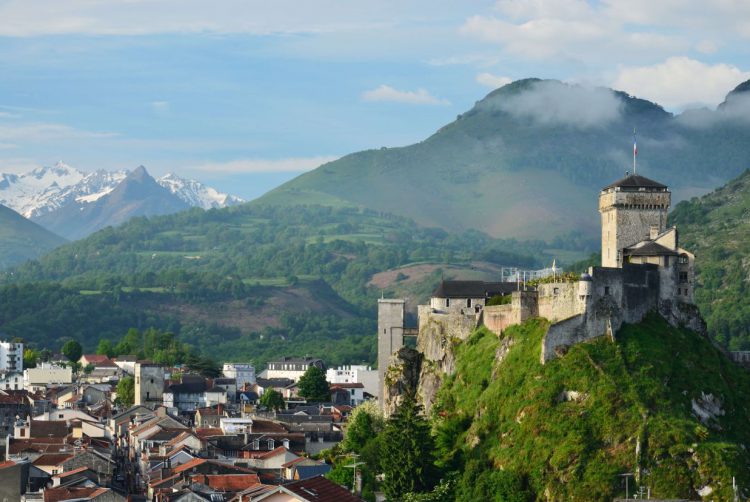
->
[369, 261, 505, 289]
[128, 284, 357, 334]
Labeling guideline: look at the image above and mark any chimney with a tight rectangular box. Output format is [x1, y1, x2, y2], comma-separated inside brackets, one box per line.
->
[649, 225, 659, 240]
[161, 455, 172, 479]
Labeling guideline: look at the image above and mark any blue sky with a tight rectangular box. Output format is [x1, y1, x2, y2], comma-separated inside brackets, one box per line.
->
[1, 0, 749, 200]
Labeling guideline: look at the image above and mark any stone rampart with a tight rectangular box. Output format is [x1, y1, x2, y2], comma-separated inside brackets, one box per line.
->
[537, 282, 583, 322]
[483, 304, 514, 335]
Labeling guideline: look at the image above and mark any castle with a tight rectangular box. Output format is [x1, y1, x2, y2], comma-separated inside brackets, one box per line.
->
[378, 173, 704, 406]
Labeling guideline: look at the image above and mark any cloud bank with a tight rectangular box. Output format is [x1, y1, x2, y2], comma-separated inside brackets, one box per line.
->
[489, 80, 623, 129]
[362, 85, 449, 105]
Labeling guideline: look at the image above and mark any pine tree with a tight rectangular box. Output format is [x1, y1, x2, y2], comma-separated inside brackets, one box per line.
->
[380, 393, 438, 500]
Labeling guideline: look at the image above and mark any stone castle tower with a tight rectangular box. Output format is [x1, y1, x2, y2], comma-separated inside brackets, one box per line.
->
[377, 299, 406, 404]
[599, 174, 671, 268]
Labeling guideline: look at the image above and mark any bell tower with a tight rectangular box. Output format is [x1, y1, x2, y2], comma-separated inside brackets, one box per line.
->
[599, 174, 671, 268]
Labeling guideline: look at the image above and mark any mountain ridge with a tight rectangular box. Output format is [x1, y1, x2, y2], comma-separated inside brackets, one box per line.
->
[0, 161, 244, 239]
[256, 78, 750, 241]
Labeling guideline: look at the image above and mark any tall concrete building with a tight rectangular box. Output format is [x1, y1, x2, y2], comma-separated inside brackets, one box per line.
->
[377, 299, 406, 404]
[0, 341, 23, 373]
[134, 361, 164, 406]
[599, 174, 671, 268]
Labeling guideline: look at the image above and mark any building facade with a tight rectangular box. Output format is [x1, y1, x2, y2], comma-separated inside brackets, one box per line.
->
[134, 362, 165, 406]
[0, 341, 22, 373]
[264, 357, 325, 382]
[222, 363, 256, 389]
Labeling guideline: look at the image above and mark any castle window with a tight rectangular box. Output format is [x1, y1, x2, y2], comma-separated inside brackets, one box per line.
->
[679, 255, 689, 264]
[664, 256, 669, 267]
[679, 272, 688, 284]
[604, 287, 610, 295]
[466, 299, 471, 308]
[446, 298, 450, 307]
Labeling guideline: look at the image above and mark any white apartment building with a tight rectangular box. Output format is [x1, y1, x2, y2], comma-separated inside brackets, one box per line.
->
[222, 363, 256, 389]
[326, 365, 378, 397]
[0, 341, 23, 373]
[263, 357, 325, 382]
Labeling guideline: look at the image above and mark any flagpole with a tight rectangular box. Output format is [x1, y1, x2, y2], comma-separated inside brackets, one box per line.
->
[633, 127, 638, 174]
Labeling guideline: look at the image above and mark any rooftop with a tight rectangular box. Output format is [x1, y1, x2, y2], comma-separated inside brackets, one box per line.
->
[603, 174, 668, 191]
[432, 280, 517, 299]
[282, 475, 364, 501]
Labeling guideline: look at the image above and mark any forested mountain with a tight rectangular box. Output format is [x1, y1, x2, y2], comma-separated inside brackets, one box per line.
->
[1, 204, 552, 365]
[670, 168, 750, 350]
[258, 78, 750, 241]
[0, 204, 66, 268]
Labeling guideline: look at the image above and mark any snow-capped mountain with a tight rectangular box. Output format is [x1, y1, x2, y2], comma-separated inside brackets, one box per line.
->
[0, 161, 243, 219]
[158, 172, 244, 209]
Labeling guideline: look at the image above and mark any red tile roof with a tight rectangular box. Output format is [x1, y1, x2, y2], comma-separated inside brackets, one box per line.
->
[283, 475, 364, 501]
[256, 446, 290, 460]
[30, 420, 69, 438]
[191, 473, 260, 492]
[32, 453, 74, 466]
[0, 460, 15, 469]
[80, 355, 117, 367]
[53, 466, 90, 478]
[43, 486, 108, 502]
[172, 458, 208, 473]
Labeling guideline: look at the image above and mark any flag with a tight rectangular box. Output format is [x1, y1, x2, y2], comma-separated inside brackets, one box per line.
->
[633, 130, 637, 157]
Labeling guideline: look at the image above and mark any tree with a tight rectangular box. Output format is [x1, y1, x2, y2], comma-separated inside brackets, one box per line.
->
[96, 339, 114, 358]
[83, 363, 95, 375]
[61, 340, 83, 363]
[23, 348, 39, 369]
[260, 389, 285, 412]
[343, 400, 384, 453]
[379, 394, 438, 500]
[116, 376, 134, 407]
[298, 366, 330, 402]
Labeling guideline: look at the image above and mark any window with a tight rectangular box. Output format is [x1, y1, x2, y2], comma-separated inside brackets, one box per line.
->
[604, 287, 610, 295]
[679, 255, 689, 264]
[466, 299, 471, 308]
[446, 298, 450, 307]
[268, 439, 275, 450]
[664, 256, 669, 267]
[679, 272, 688, 284]
[252, 440, 259, 450]
[553, 288, 559, 295]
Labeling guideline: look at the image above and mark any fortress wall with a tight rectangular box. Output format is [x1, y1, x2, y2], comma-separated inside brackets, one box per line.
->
[512, 290, 538, 323]
[483, 304, 515, 335]
[537, 283, 583, 322]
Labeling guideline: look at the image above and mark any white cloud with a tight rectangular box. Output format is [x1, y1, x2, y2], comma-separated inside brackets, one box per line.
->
[0, 143, 18, 150]
[476, 73, 512, 88]
[485, 80, 623, 128]
[184, 156, 340, 174]
[614, 57, 750, 109]
[362, 85, 449, 105]
[0, 0, 431, 37]
[151, 101, 170, 113]
[0, 122, 118, 141]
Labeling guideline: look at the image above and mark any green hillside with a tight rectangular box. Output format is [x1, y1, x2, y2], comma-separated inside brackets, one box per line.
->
[0, 204, 66, 268]
[432, 315, 750, 500]
[1, 204, 555, 362]
[670, 169, 750, 350]
[258, 79, 750, 241]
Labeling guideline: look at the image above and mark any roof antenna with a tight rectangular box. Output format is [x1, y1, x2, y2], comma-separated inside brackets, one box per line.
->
[633, 127, 637, 175]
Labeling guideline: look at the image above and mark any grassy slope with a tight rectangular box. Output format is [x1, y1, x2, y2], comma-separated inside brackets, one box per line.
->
[258, 79, 750, 240]
[434, 314, 750, 501]
[0, 204, 66, 268]
[670, 169, 750, 349]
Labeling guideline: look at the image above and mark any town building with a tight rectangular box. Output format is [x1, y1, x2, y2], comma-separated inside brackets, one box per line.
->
[326, 365, 378, 397]
[24, 363, 73, 391]
[0, 340, 22, 373]
[134, 361, 165, 406]
[263, 357, 325, 382]
[222, 362, 256, 389]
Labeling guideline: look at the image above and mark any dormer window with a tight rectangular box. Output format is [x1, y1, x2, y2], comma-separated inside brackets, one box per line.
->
[252, 440, 259, 450]
[267, 439, 275, 450]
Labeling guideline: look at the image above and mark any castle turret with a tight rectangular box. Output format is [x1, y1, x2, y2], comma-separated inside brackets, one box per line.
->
[599, 174, 670, 268]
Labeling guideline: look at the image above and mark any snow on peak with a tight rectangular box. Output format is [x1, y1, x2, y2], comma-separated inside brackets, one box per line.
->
[157, 172, 244, 209]
[0, 162, 243, 218]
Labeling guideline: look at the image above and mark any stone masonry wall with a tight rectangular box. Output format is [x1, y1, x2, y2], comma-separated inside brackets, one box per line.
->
[537, 283, 584, 322]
